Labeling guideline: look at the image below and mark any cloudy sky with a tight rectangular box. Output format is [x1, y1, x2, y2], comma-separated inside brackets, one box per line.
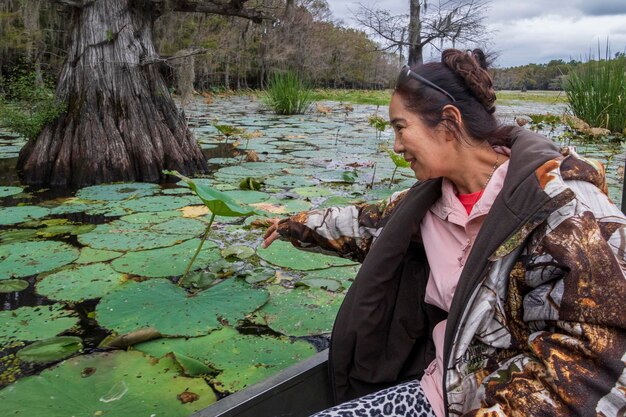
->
[326, 0, 626, 67]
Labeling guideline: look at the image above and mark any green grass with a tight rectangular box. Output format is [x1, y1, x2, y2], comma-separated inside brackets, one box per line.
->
[496, 90, 568, 104]
[310, 89, 392, 106]
[263, 72, 313, 115]
[564, 54, 626, 133]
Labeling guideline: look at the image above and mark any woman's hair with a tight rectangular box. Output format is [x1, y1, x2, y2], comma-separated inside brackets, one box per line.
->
[394, 48, 511, 145]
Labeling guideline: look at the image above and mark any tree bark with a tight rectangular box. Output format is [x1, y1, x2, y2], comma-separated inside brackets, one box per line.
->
[17, 0, 208, 187]
[407, 0, 422, 65]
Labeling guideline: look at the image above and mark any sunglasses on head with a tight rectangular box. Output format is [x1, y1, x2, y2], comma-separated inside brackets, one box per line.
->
[396, 65, 456, 102]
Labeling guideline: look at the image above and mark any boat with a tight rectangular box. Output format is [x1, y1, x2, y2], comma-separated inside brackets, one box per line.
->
[193, 349, 333, 417]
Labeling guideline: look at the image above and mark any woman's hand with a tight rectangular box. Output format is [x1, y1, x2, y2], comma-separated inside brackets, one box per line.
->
[261, 218, 283, 248]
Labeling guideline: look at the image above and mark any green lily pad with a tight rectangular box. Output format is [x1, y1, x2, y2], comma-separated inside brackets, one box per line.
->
[257, 240, 356, 271]
[48, 199, 102, 215]
[258, 286, 343, 336]
[0, 241, 80, 279]
[0, 279, 29, 293]
[303, 265, 360, 287]
[298, 278, 343, 292]
[136, 327, 316, 393]
[111, 238, 221, 278]
[74, 247, 123, 264]
[0, 304, 80, 344]
[36, 263, 124, 302]
[166, 171, 259, 217]
[83, 201, 133, 217]
[16, 336, 83, 363]
[120, 195, 195, 212]
[264, 175, 315, 189]
[221, 190, 270, 204]
[35, 222, 95, 238]
[0, 351, 217, 416]
[77, 220, 194, 252]
[0, 228, 39, 244]
[318, 196, 359, 209]
[250, 198, 312, 214]
[0, 206, 50, 226]
[291, 186, 334, 199]
[0, 186, 24, 198]
[76, 182, 160, 201]
[221, 245, 255, 260]
[119, 210, 182, 224]
[97, 279, 269, 337]
[148, 217, 206, 236]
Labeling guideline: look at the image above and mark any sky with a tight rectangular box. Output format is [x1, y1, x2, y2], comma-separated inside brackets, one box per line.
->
[326, 0, 626, 67]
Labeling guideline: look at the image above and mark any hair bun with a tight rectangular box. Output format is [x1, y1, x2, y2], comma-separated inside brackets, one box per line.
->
[441, 48, 496, 113]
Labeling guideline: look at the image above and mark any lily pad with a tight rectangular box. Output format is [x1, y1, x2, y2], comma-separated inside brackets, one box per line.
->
[119, 210, 181, 224]
[250, 198, 312, 214]
[77, 220, 195, 252]
[0, 304, 80, 344]
[0, 206, 50, 226]
[258, 286, 343, 336]
[291, 186, 334, 199]
[298, 278, 343, 292]
[303, 265, 360, 287]
[0, 186, 23, 198]
[221, 245, 255, 260]
[74, 247, 123, 264]
[221, 190, 270, 204]
[120, 195, 195, 212]
[111, 238, 221, 278]
[0, 229, 39, 244]
[97, 279, 269, 337]
[76, 182, 160, 201]
[264, 175, 315, 189]
[0, 351, 217, 416]
[0, 241, 80, 279]
[16, 336, 83, 363]
[136, 327, 316, 393]
[257, 240, 356, 271]
[0, 279, 29, 293]
[36, 263, 124, 302]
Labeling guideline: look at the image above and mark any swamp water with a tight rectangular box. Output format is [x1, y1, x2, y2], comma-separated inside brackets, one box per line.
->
[0, 94, 623, 416]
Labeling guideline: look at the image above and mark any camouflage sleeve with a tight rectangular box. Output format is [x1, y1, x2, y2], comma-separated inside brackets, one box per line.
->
[467, 180, 626, 416]
[275, 189, 408, 262]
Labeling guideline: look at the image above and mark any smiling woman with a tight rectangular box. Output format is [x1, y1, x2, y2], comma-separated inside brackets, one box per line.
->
[263, 48, 626, 417]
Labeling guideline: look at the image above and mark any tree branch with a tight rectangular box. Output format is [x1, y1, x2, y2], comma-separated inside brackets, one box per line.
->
[153, 0, 272, 23]
[52, 0, 94, 7]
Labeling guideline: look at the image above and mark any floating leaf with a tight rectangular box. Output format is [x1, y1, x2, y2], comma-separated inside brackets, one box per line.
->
[76, 182, 160, 201]
[136, 327, 316, 393]
[258, 286, 343, 336]
[0, 241, 79, 279]
[0, 304, 80, 344]
[120, 195, 195, 212]
[0, 186, 23, 198]
[165, 171, 258, 217]
[77, 220, 195, 252]
[111, 238, 221, 278]
[297, 278, 342, 292]
[291, 186, 334, 199]
[0, 229, 38, 244]
[16, 336, 83, 363]
[74, 247, 123, 265]
[221, 245, 255, 260]
[0, 351, 217, 416]
[36, 263, 124, 302]
[0, 206, 50, 226]
[221, 190, 270, 204]
[97, 279, 269, 337]
[0, 279, 29, 293]
[257, 240, 356, 271]
[250, 198, 312, 214]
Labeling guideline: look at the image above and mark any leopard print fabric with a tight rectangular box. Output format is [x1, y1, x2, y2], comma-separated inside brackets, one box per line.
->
[311, 379, 436, 417]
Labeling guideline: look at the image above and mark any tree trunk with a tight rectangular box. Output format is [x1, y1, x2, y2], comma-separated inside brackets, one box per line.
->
[17, 0, 208, 187]
[407, 0, 423, 66]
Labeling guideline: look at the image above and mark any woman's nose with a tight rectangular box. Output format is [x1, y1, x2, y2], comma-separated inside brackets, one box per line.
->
[393, 136, 403, 153]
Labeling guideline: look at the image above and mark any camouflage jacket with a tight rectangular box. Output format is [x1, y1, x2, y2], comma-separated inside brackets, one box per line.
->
[277, 128, 626, 416]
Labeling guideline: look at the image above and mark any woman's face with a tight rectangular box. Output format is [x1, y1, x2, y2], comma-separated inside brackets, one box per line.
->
[389, 93, 452, 181]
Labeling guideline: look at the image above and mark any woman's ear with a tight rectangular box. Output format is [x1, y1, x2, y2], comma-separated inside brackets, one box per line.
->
[439, 105, 464, 141]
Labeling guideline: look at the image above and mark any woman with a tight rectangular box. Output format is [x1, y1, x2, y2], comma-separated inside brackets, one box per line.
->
[263, 49, 626, 417]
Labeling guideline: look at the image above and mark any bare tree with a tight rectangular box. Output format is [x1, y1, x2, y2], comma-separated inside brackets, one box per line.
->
[354, 0, 489, 66]
[17, 0, 273, 187]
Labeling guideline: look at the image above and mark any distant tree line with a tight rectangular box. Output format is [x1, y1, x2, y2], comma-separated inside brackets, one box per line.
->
[0, 0, 398, 92]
